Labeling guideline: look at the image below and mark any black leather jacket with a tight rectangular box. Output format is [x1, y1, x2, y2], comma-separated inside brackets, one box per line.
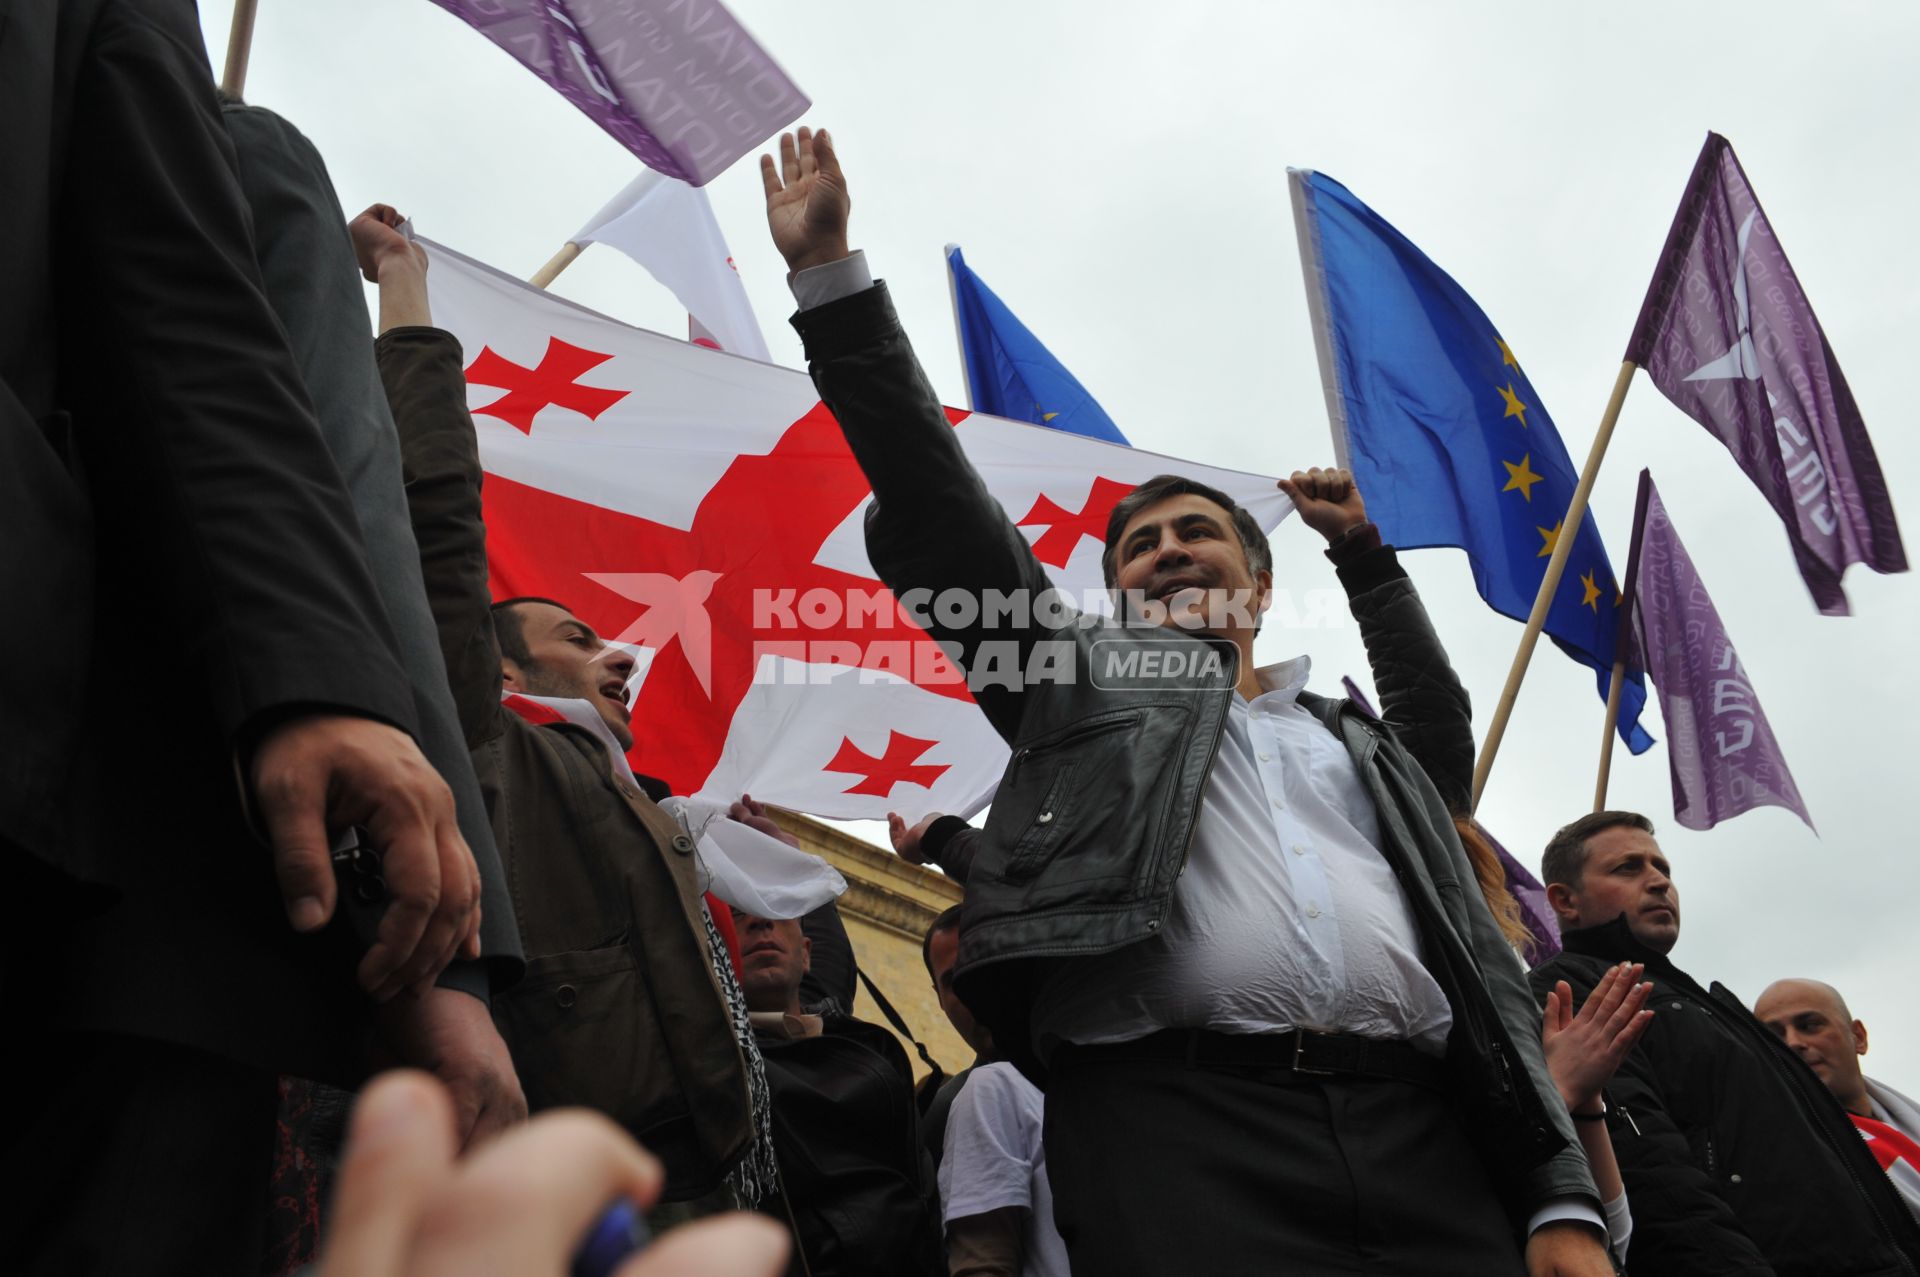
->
[794, 280, 1596, 1221]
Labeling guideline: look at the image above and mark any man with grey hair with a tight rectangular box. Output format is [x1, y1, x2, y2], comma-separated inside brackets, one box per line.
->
[1756, 979, 1920, 1221]
[1530, 811, 1920, 1275]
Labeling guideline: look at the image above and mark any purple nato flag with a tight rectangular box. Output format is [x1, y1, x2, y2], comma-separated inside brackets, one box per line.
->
[428, 0, 808, 186]
[1633, 476, 1813, 833]
[1339, 677, 1558, 958]
[1627, 133, 1905, 616]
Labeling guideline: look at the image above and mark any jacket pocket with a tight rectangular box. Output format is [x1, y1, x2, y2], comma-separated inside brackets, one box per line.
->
[1002, 763, 1079, 882]
[1007, 711, 1141, 784]
[492, 939, 677, 1131]
[985, 707, 1185, 905]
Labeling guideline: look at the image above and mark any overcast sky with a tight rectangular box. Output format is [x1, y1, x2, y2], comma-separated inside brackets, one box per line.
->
[200, 1, 1920, 1079]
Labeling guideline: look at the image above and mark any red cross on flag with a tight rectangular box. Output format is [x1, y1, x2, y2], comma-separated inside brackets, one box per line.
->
[419, 235, 1292, 820]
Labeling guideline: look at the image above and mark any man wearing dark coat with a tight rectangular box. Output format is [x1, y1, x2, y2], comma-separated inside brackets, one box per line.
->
[1, 4, 487, 1270]
[1531, 810, 1920, 1277]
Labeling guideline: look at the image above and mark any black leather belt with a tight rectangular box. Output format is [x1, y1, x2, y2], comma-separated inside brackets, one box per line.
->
[1056, 1027, 1446, 1089]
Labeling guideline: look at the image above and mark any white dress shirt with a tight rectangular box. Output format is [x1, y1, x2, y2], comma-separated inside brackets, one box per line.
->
[1030, 656, 1453, 1054]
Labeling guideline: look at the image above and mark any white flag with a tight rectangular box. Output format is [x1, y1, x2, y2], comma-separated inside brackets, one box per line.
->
[572, 170, 772, 362]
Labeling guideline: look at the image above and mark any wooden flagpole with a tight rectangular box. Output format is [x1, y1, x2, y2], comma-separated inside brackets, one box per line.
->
[220, 0, 260, 98]
[1470, 358, 1637, 811]
[529, 242, 584, 289]
[1593, 468, 1655, 810]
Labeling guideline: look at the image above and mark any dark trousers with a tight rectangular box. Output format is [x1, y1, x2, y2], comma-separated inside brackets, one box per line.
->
[4, 1031, 280, 1276]
[1043, 1047, 1526, 1277]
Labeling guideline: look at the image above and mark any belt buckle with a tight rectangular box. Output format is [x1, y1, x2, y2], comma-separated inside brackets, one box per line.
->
[1290, 1029, 1337, 1077]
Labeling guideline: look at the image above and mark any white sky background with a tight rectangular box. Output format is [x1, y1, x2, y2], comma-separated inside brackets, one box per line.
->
[202, 2, 1920, 1079]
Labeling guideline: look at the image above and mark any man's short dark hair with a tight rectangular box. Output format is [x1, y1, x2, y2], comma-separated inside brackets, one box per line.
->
[1541, 810, 1656, 889]
[1101, 474, 1272, 590]
[922, 905, 963, 980]
[490, 596, 574, 668]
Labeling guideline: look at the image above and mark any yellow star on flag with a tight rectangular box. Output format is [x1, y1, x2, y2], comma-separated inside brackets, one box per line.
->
[1497, 338, 1520, 371]
[1501, 453, 1544, 502]
[1580, 569, 1602, 611]
[1536, 520, 1563, 559]
[1498, 383, 1529, 427]
[1041, 411, 1059, 423]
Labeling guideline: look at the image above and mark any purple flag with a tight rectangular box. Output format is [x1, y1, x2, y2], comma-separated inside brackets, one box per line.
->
[1627, 133, 1905, 616]
[1632, 474, 1813, 832]
[1340, 677, 1558, 958]
[429, 0, 808, 186]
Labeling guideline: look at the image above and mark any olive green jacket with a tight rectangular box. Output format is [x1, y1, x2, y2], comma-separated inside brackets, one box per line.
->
[380, 326, 749, 1197]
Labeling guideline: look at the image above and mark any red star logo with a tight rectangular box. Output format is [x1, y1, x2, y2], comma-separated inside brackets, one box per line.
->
[482, 403, 976, 798]
[1016, 476, 1136, 568]
[465, 337, 631, 435]
[824, 731, 951, 798]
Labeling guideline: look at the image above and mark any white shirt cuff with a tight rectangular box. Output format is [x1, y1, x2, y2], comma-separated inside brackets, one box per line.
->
[1526, 1196, 1606, 1238]
[1602, 1190, 1633, 1262]
[789, 250, 873, 310]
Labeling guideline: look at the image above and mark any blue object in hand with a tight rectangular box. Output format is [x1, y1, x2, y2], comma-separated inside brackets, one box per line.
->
[572, 1200, 651, 1277]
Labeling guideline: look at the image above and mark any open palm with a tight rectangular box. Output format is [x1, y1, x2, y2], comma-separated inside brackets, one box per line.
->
[760, 125, 850, 274]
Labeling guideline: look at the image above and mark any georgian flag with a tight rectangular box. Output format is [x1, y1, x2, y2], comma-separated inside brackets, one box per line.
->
[421, 234, 1291, 820]
[1853, 1114, 1920, 1221]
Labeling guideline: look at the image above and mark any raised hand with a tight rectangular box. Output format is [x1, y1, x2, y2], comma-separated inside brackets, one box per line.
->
[887, 810, 943, 865]
[1542, 963, 1655, 1112]
[349, 203, 426, 283]
[1277, 466, 1368, 543]
[759, 125, 851, 276]
[349, 203, 432, 332]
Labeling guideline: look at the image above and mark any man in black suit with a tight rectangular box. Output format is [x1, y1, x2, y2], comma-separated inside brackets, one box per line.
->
[0, 4, 489, 1270]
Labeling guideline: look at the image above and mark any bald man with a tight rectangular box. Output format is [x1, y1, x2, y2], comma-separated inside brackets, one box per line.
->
[1757, 980, 1920, 1222]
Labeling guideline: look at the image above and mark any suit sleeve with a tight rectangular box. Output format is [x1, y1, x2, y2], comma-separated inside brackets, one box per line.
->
[377, 327, 508, 751]
[793, 283, 1060, 745]
[65, 3, 415, 746]
[221, 105, 521, 989]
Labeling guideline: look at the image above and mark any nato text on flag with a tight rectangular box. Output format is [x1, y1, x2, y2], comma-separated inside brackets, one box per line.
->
[427, 0, 808, 185]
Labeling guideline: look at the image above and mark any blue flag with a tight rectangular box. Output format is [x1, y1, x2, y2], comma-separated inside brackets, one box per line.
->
[1291, 170, 1652, 753]
[945, 245, 1128, 444]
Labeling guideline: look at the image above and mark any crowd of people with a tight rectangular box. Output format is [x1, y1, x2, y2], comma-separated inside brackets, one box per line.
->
[5, 8, 1917, 1276]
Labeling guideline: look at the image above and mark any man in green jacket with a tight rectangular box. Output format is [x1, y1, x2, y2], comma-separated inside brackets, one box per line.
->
[353, 205, 761, 1203]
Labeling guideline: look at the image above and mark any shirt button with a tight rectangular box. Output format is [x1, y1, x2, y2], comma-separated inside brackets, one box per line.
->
[1258, 752, 1271, 762]
[1291, 843, 1308, 856]
[1037, 811, 1054, 824]
[1306, 903, 1322, 918]
[1271, 797, 1285, 810]
[1729, 1173, 1742, 1184]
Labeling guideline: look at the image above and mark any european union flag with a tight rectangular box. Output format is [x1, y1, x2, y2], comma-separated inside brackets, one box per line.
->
[945, 245, 1128, 444]
[1289, 170, 1652, 753]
